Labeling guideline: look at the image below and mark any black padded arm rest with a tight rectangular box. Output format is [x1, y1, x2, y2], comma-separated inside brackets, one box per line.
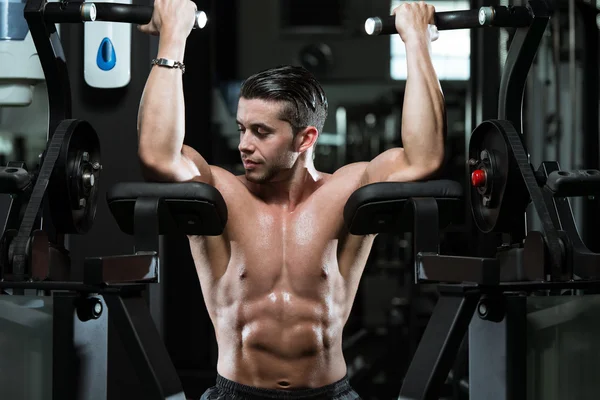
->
[107, 182, 228, 236]
[344, 180, 463, 235]
[546, 169, 600, 197]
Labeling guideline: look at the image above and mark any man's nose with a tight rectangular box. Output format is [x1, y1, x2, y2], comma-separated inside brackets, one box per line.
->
[238, 132, 255, 153]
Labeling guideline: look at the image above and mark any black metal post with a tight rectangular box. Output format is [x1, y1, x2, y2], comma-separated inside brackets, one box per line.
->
[468, 296, 527, 400]
[23, 0, 72, 137]
[497, 0, 551, 134]
[399, 288, 480, 400]
[578, 2, 600, 252]
[134, 197, 161, 254]
[103, 293, 186, 400]
[53, 293, 109, 400]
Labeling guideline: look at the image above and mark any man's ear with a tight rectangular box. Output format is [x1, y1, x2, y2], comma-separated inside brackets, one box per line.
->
[295, 126, 319, 153]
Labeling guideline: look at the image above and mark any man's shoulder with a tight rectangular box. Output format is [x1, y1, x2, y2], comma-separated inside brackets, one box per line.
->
[207, 165, 253, 196]
[322, 162, 369, 188]
[310, 163, 370, 202]
[331, 162, 369, 178]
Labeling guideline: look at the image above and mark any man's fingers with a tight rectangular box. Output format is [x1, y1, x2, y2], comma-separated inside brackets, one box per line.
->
[137, 23, 159, 36]
[427, 4, 436, 24]
[137, 24, 152, 34]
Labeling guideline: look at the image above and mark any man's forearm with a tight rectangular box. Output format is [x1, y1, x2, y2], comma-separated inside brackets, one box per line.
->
[401, 38, 446, 171]
[137, 35, 187, 168]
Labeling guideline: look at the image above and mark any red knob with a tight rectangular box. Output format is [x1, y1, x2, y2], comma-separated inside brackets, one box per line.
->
[471, 169, 487, 187]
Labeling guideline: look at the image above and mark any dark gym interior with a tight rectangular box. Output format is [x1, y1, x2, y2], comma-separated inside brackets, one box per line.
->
[0, 0, 599, 399]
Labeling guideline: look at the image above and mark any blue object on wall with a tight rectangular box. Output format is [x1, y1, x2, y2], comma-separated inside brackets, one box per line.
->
[96, 37, 116, 71]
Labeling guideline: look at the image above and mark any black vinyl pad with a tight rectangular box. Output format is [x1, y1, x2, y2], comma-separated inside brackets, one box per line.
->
[344, 180, 463, 235]
[107, 182, 228, 236]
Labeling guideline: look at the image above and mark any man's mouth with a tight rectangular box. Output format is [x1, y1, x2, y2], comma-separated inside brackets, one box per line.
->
[243, 159, 259, 169]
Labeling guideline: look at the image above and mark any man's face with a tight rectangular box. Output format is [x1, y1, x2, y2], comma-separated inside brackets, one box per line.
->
[237, 97, 298, 184]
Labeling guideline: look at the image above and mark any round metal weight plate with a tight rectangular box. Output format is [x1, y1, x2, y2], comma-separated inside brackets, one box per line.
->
[48, 119, 101, 234]
[468, 120, 529, 233]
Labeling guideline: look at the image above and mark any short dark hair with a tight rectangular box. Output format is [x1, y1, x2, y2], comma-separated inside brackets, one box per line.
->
[239, 65, 328, 134]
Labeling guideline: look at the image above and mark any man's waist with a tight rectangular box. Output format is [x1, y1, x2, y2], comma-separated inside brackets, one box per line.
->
[213, 372, 352, 399]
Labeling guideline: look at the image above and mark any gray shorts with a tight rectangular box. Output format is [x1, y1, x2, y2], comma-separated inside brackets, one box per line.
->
[200, 374, 362, 400]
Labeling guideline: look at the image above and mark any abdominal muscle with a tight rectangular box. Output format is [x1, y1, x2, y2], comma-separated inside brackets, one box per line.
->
[191, 172, 367, 390]
[210, 262, 350, 390]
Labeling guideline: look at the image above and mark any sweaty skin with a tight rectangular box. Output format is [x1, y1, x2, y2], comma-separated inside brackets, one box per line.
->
[137, 0, 445, 391]
[191, 163, 374, 389]
[185, 99, 378, 389]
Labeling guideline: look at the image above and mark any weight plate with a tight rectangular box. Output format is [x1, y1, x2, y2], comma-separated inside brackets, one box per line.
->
[48, 119, 101, 234]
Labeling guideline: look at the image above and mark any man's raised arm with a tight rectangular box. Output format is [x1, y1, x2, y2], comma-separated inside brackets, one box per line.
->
[137, 0, 213, 184]
[362, 2, 446, 185]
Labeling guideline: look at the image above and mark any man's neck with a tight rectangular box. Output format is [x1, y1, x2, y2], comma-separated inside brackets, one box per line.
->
[252, 160, 321, 211]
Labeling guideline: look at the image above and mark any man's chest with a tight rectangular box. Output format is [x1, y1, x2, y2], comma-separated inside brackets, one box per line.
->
[229, 202, 347, 248]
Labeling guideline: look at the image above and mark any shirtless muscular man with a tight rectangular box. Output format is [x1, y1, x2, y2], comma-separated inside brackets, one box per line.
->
[137, 1, 446, 398]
